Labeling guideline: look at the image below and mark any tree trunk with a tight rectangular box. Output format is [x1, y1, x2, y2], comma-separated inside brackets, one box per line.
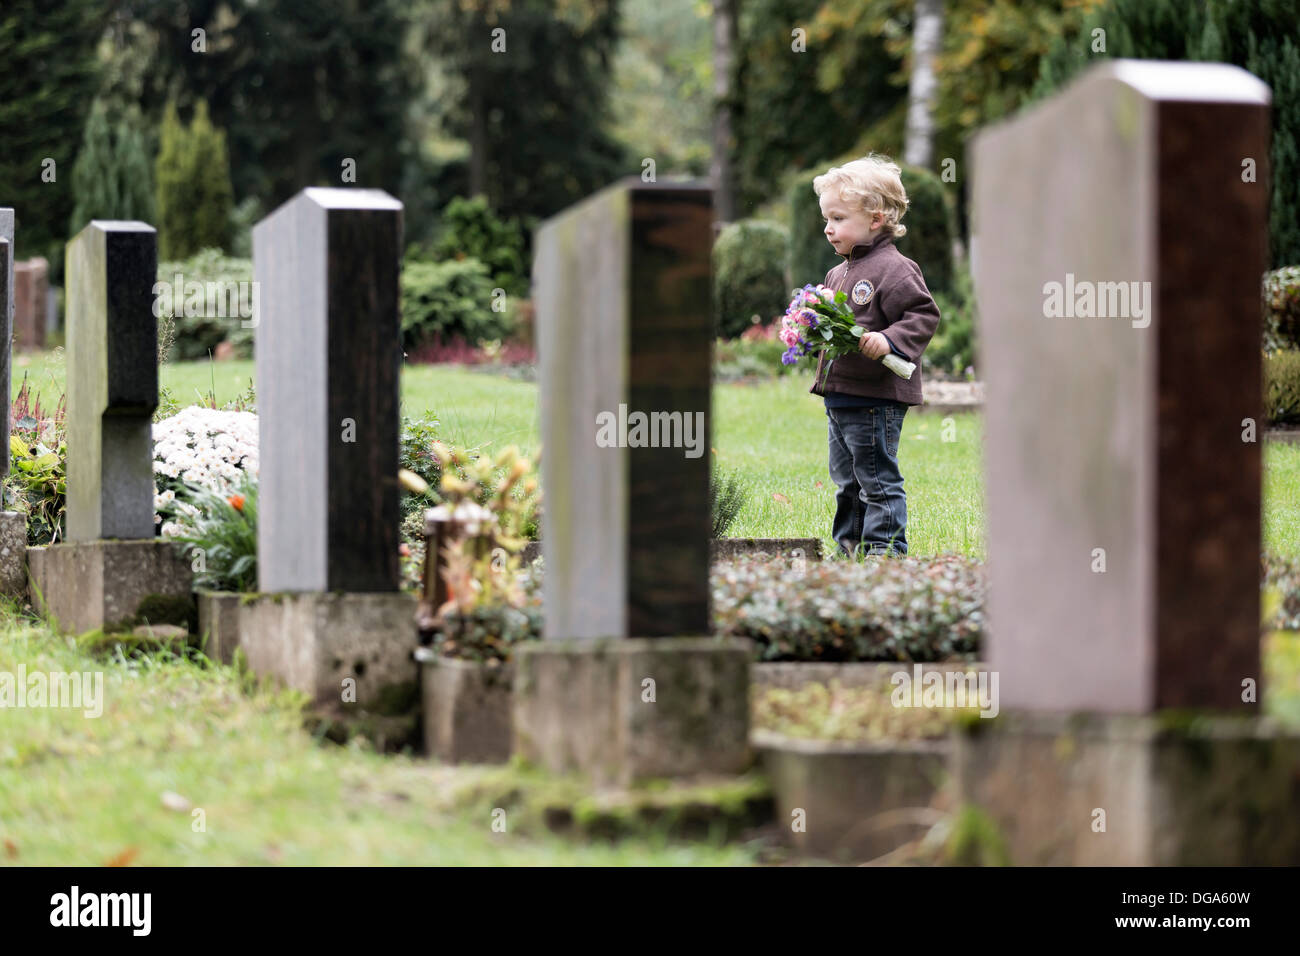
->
[904, 0, 943, 169]
[711, 0, 738, 227]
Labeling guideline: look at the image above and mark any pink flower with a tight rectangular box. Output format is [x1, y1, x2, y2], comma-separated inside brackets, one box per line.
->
[795, 308, 816, 327]
[779, 325, 801, 348]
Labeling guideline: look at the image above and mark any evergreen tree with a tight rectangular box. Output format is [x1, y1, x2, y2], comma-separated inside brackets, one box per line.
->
[69, 104, 122, 235]
[188, 101, 233, 253]
[154, 100, 190, 259]
[69, 103, 155, 233]
[0, 0, 107, 270]
[1032, 0, 1300, 268]
[154, 99, 232, 258]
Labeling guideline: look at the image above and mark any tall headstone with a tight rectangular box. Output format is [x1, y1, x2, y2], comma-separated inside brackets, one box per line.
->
[14, 257, 49, 351]
[955, 61, 1300, 865]
[65, 221, 159, 540]
[974, 61, 1268, 713]
[517, 179, 751, 786]
[534, 178, 713, 640]
[252, 188, 403, 593]
[27, 220, 191, 630]
[0, 208, 13, 480]
[240, 188, 416, 746]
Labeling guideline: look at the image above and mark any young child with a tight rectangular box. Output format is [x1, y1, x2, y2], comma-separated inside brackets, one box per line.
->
[811, 155, 941, 559]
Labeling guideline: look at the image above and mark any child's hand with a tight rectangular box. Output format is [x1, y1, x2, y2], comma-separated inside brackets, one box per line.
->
[858, 331, 890, 359]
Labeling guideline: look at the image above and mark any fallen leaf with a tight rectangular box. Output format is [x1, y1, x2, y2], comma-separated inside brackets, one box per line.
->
[814, 481, 823, 488]
[161, 791, 192, 812]
[4, 839, 16, 859]
[772, 493, 790, 506]
[105, 847, 138, 867]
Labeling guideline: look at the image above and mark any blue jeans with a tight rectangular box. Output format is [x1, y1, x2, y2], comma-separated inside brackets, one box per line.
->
[826, 404, 908, 557]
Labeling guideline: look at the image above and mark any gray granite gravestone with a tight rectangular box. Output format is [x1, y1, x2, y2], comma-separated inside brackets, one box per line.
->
[239, 188, 416, 745]
[533, 177, 713, 641]
[516, 178, 750, 785]
[252, 188, 403, 593]
[65, 221, 160, 541]
[953, 60, 1300, 865]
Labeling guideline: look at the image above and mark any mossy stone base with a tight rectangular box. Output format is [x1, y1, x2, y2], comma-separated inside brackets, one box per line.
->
[420, 655, 514, 764]
[237, 591, 418, 746]
[27, 538, 193, 634]
[953, 711, 1300, 865]
[0, 511, 26, 600]
[513, 638, 753, 787]
[754, 729, 950, 863]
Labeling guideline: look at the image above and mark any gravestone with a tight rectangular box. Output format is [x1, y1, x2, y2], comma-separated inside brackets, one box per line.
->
[14, 257, 49, 350]
[66, 222, 158, 541]
[954, 60, 1300, 864]
[27, 221, 191, 631]
[514, 178, 751, 785]
[238, 188, 416, 746]
[0, 212, 22, 598]
[252, 187, 402, 593]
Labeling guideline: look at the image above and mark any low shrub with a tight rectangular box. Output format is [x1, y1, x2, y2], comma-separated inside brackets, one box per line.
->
[713, 333, 795, 382]
[927, 260, 978, 377]
[1263, 266, 1300, 351]
[437, 553, 987, 664]
[401, 256, 514, 351]
[713, 220, 790, 339]
[712, 553, 985, 662]
[711, 464, 749, 537]
[1265, 350, 1300, 425]
[156, 249, 255, 361]
[430, 195, 530, 298]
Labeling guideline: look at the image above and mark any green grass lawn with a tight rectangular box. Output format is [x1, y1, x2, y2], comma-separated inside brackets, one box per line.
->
[5, 352, 1299, 864]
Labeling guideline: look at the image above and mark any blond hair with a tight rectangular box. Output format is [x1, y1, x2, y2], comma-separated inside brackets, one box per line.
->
[813, 154, 910, 238]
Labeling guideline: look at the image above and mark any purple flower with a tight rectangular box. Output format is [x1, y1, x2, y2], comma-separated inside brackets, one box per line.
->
[781, 348, 799, 365]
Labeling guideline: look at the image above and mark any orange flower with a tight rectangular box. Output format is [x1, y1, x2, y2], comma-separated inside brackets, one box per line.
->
[228, 494, 246, 512]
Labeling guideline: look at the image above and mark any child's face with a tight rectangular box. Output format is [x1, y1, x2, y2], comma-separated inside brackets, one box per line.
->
[820, 191, 884, 255]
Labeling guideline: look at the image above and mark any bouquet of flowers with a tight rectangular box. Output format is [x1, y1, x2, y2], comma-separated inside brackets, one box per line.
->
[779, 284, 915, 384]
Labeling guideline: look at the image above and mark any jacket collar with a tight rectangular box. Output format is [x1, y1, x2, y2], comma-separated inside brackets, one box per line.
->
[838, 232, 893, 264]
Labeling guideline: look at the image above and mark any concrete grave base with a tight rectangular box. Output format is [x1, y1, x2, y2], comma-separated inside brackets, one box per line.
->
[755, 730, 950, 863]
[417, 653, 514, 764]
[0, 511, 26, 600]
[512, 637, 753, 787]
[27, 538, 193, 633]
[196, 590, 242, 664]
[237, 592, 419, 744]
[953, 711, 1300, 865]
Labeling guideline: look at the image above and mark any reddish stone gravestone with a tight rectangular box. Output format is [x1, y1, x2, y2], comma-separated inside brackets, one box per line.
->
[955, 60, 1300, 865]
[513, 178, 752, 786]
[13, 256, 48, 351]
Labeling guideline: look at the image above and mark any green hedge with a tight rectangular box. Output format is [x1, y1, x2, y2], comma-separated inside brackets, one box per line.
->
[713, 219, 790, 339]
[1266, 349, 1300, 425]
[430, 195, 529, 298]
[1265, 266, 1300, 352]
[400, 256, 514, 350]
[156, 249, 254, 361]
[787, 160, 957, 298]
[928, 260, 978, 375]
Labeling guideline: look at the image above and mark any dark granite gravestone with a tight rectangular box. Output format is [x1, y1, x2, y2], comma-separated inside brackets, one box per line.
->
[533, 177, 714, 640]
[953, 60, 1300, 865]
[65, 221, 159, 541]
[973, 61, 1269, 714]
[27, 220, 190, 630]
[252, 188, 403, 593]
[516, 179, 751, 786]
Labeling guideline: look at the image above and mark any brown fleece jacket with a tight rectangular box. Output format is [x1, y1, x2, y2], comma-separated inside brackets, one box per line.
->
[808, 233, 942, 406]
